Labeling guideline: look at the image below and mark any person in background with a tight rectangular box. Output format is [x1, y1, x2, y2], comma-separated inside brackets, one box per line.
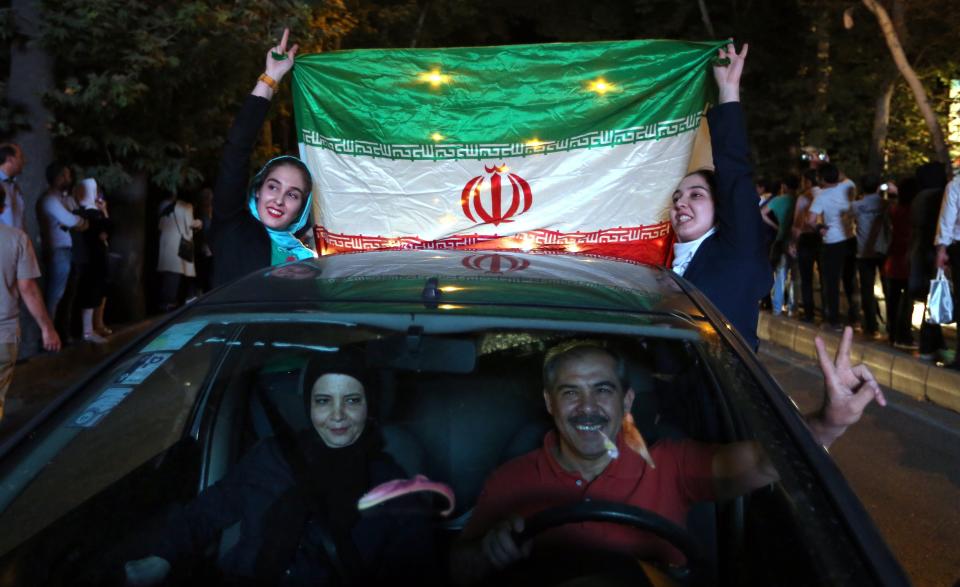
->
[72, 178, 112, 343]
[756, 177, 777, 206]
[934, 174, 960, 370]
[808, 163, 859, 329]
[192, 188, 214, 295]
[791, 169, 822, 323]
[1, 186, 60, 422]
[852, 175, 890, 338]
[909, 162, 948, 361]
[762, 175, 799, 316]
[0, 143, 26, 230]
[883, 178, 916, 348]
[36, 162, 86, 343]
[157, 194, 202, 311]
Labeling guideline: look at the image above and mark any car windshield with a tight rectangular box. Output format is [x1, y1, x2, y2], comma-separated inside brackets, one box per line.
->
[0, 308, 878, 585]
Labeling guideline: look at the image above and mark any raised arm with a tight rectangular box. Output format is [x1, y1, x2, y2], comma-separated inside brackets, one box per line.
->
[713, 327, 884, 500]
[706, 44, 764, 251]
[935, 177, 960, 268]
[212, 29, 299, 223]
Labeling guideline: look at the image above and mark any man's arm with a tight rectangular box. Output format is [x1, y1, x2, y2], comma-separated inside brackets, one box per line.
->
[935, 178, 959, 268]
[18, 279, 61, 352]
[42, 195, 87, 230]
[711, 327, 883, 500]
[805, 326, 885, 446]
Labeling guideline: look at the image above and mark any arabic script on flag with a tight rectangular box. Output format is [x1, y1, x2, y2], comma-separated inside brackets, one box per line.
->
[292, 39, 723, 265]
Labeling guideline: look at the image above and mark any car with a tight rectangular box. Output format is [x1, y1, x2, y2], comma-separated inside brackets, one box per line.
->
[0, 249, 908, 586]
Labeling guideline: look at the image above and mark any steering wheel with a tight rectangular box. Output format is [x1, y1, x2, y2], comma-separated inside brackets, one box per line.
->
[514, 500, 708, 585]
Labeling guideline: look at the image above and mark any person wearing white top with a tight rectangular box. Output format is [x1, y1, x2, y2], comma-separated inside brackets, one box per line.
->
[37, 162, 87, 340]
[808, 164, 859, 328]
[0, 144, 25, 231]
[934, 175, 960, 369]
[851, 175, 889, 337]
[157, 196, 202, 311]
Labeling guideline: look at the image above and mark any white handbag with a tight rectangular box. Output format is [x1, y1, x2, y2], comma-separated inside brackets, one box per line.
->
[925, 268, 954, 324]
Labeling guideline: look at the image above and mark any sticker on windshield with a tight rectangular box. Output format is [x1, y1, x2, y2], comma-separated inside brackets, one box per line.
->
[70, 387, 134, 428]
[115, 353, 171, 385]
[141, 321, 208, 352]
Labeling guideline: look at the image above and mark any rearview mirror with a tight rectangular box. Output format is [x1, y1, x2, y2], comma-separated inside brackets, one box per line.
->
[366, 331, 476, 373]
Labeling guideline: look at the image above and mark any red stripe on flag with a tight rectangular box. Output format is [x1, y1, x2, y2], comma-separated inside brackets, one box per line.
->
[314, 224, 674, 266]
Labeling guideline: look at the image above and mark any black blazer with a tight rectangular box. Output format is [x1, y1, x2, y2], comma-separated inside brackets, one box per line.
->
[210, 95, 274, 288]
[681, 102, 771, 350]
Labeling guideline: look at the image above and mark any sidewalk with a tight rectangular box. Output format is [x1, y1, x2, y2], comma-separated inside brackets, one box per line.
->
[0, 321, 154, 444]
[759, 313, 960, 414]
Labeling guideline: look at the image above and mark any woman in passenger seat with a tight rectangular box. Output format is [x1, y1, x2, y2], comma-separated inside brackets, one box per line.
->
[123, 349, 437, 586]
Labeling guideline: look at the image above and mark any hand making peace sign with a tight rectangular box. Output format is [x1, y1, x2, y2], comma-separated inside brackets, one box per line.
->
[811, 327, 887, 447]
[265, 28, 299, 83]
[713, 42, 748, 104]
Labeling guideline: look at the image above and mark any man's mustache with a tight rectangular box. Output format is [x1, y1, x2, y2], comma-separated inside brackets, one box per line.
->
[567, 414, 609, 426]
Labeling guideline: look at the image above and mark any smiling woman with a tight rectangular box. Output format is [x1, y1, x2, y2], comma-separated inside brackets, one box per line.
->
[210, 29, 317, 288]
[667, 43, 771, 351]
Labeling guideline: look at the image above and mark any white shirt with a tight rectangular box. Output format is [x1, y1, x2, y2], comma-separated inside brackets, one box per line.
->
[0, 171, 24, 231]
[935, 176, 960, 246]
[809, 179, 856, 244]
[38, 190, 82, 249]
[671, 227, 716, 276]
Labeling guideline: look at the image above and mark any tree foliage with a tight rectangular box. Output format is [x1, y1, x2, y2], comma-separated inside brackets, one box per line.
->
[339, 0, 958, 181]
[8, 0, 955, 195]
[40, 0, 355, 193]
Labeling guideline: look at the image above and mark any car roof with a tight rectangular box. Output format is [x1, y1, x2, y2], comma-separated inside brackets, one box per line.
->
[197, 250, 704, 320]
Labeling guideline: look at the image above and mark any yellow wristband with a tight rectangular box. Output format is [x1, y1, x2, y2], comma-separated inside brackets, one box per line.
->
[258, 73, 278, 90]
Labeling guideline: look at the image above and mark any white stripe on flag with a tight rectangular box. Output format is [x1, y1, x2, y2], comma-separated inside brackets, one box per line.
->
[303, 130, 694, 241]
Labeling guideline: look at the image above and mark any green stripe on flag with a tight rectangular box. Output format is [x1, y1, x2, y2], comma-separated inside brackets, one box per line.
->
[292, 39, 724, 158]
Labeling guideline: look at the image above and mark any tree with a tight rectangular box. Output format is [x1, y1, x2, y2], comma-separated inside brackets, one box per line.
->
[38, 0, 356, 318]
[860, 0, 950, 171]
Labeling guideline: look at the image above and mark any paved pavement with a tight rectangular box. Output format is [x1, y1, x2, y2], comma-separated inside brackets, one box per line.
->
[759, 312, 960, 415]
[0, 321, 153, 445]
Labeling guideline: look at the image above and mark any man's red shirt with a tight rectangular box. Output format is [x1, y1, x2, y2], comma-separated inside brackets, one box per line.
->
[462, 429, 717, 564]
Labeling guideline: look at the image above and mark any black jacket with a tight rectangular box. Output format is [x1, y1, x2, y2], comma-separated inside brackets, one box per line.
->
[681, 102, 771, 351]
[210, 95, 274, 288]
[151, 437, 437, 585]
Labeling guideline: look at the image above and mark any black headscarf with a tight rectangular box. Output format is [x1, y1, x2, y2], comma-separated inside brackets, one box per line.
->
[255, 348, 384, 583]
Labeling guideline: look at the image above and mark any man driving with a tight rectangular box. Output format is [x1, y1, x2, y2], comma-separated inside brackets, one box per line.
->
[450, 331, 884, 584]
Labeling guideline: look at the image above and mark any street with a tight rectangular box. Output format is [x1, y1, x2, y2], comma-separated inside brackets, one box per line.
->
[759, 344, 960, 587]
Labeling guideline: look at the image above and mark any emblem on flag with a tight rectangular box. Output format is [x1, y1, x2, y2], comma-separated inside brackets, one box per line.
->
[462, 254, 530, 274]
[460, 164, 533, 226]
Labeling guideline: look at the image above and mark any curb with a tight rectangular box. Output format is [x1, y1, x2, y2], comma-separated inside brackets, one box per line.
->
[758, 313, 960, 414]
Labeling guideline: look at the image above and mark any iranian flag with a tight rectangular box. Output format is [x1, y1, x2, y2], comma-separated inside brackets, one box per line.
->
[291, 39, 724, 265]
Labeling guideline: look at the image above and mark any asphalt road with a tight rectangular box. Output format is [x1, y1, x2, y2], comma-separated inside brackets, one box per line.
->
[759, 344, 960, 587]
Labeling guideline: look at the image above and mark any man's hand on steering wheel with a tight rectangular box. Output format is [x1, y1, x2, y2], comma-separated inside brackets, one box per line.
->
[481, 516, 533, 570]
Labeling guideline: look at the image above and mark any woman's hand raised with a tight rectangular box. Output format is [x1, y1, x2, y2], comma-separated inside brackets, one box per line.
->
[713, 42, 748, 104]
[265, 28, 299, 83]
[254, 28, 299, 99]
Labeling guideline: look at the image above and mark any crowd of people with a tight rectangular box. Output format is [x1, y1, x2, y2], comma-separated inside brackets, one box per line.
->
[756, 157, 959, 370]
